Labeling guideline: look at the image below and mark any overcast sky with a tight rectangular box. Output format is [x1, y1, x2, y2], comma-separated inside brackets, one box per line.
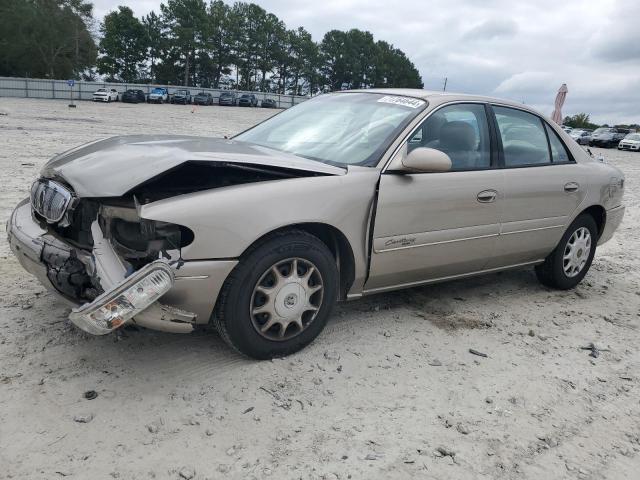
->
[92, 0, 640, 124]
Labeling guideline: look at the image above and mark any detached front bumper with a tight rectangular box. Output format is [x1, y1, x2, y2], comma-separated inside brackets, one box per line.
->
[8, 199, 237, 335]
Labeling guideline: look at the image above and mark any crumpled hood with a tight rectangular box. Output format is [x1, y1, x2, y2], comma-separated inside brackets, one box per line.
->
[41, 135, 344, 197]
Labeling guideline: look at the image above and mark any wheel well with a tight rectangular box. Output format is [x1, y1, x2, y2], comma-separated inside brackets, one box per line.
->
[251, 223, 356, 300]
[581, 205, 606, 238]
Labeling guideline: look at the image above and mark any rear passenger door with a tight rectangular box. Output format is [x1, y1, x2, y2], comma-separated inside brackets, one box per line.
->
[486, 105, 587, 268]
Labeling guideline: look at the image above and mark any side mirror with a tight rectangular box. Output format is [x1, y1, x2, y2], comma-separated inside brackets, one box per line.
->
[401, 147, 452, 173]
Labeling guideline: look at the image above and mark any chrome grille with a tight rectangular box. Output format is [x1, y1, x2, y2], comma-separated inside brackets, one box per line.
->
[30, 179, 73, 223]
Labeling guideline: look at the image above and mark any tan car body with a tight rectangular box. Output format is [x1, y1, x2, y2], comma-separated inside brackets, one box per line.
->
[8, 89, 625, 335]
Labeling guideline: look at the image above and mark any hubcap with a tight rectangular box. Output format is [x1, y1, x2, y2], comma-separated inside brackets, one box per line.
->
[563, 227, 592, 277]
[250, 258, 324, 341]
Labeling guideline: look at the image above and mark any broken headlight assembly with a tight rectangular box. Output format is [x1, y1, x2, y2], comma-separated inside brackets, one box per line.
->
[69, 260, 174, 335]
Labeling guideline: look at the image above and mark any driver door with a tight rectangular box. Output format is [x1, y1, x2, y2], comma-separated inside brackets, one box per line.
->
[365, 103, 504, 292]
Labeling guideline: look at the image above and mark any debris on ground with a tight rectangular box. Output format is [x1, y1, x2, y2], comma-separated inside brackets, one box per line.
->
[178, 467, 195, 479]
[73, 414, 94, 423]
[83, 390, 98, 400]
[581, 342, 610, 358]
[469, 348, 488, 358]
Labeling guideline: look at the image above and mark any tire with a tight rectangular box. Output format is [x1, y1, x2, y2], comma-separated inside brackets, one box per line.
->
[214, 230, 339, 359]
[535, 214, 598, 290]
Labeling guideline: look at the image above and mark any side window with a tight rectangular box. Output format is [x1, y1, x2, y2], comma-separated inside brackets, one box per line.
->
[408, 103, 491, 171]
[544, 123, 572, 163]
[493, 106, 551, 166]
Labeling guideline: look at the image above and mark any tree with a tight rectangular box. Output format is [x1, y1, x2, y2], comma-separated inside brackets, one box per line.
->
[255, 13, 285, 91]
[1, 0, 424, 94]
[97, 6, 148, 82]
[319, 29, 422, 91]
[0, 0, 96, 78]
[201, 1, 235, 88]
[142, 11, 166, 83]
[161, 0, 207, 86]
[372, 41, 423, 88]
[563, 113, 598, 130]
[320, 30, 350, 90]
[287, 27, 319, 95]
[230, 2, 268, 90]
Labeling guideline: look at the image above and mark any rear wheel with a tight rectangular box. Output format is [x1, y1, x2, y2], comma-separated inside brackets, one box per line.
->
[535, 214, 597, 289]
[214, 231, 338, 359]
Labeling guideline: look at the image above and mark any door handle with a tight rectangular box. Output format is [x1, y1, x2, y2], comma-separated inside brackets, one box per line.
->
[477, 189, 497, 203]
[564, 182, 579, 193]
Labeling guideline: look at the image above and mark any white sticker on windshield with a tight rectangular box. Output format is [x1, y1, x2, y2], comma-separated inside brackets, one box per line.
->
[377, 95, 425, 109]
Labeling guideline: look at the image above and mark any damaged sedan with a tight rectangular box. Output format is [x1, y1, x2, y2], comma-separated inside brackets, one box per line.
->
[8, 90, 625, 359]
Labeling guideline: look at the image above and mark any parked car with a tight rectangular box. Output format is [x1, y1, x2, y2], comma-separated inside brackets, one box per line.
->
[121, 89, 146, 104]
[562, 126, 573, 133]
[569, 129, 591, 145]
[261, 98, 278, 108]
[193, 92, 214, 106]
[147, 87, 169, 104]
[590, 127, 628, 148]
[238, 94, 258, 107]
[171, 89, 192, 104]
[92, 88, 119, 103]
[218, 91, 237, 106]
[8, 90, 625, 359]
[618, 133, 640, 151]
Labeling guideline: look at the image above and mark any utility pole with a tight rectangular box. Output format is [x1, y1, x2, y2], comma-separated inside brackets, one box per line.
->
[443, 77, 448, 92]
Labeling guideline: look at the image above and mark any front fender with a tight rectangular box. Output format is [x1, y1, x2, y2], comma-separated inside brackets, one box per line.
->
[139, 167, 380, 294]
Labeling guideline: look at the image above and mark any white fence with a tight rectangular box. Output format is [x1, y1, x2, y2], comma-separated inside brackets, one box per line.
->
[0, 76, 308, 109]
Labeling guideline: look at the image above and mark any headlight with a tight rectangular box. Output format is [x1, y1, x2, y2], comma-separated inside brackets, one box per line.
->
[69, 260, 174, 335]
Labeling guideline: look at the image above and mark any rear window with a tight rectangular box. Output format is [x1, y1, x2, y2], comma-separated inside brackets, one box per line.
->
[545, 124, 572, 163]
[493, 106, 551, 166]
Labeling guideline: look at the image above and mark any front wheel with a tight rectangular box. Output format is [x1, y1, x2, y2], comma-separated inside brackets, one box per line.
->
[535, 214, 597, 289]
[214, 231, 338, 359]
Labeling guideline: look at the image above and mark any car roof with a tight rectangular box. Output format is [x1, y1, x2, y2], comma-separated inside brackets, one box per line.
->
[342, 88, 542, 114]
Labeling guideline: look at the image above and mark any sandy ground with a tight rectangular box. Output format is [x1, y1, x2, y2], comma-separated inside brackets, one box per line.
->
[0, 98, 639, 480]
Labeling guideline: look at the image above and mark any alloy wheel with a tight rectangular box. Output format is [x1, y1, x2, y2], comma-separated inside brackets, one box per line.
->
[563, 227, 592, 277]
[250, 258, 324, 341]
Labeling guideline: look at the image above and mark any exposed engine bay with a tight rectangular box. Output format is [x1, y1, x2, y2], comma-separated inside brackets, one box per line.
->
[32, 161, 321, 304]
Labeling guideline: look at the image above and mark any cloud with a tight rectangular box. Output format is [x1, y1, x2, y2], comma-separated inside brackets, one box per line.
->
[588, 1, 640, 63]
[463, 19, 518, 41]
[494, 72, 555, 95]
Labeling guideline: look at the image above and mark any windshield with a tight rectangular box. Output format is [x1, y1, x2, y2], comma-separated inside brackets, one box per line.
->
[593, 128, 612, 134]
[235, 93, 426, 167]
[625, 133, 640, 141]
[176, 90, 187, 95]
[152, 88, 164, 94]
[96, 89, 106, 92]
